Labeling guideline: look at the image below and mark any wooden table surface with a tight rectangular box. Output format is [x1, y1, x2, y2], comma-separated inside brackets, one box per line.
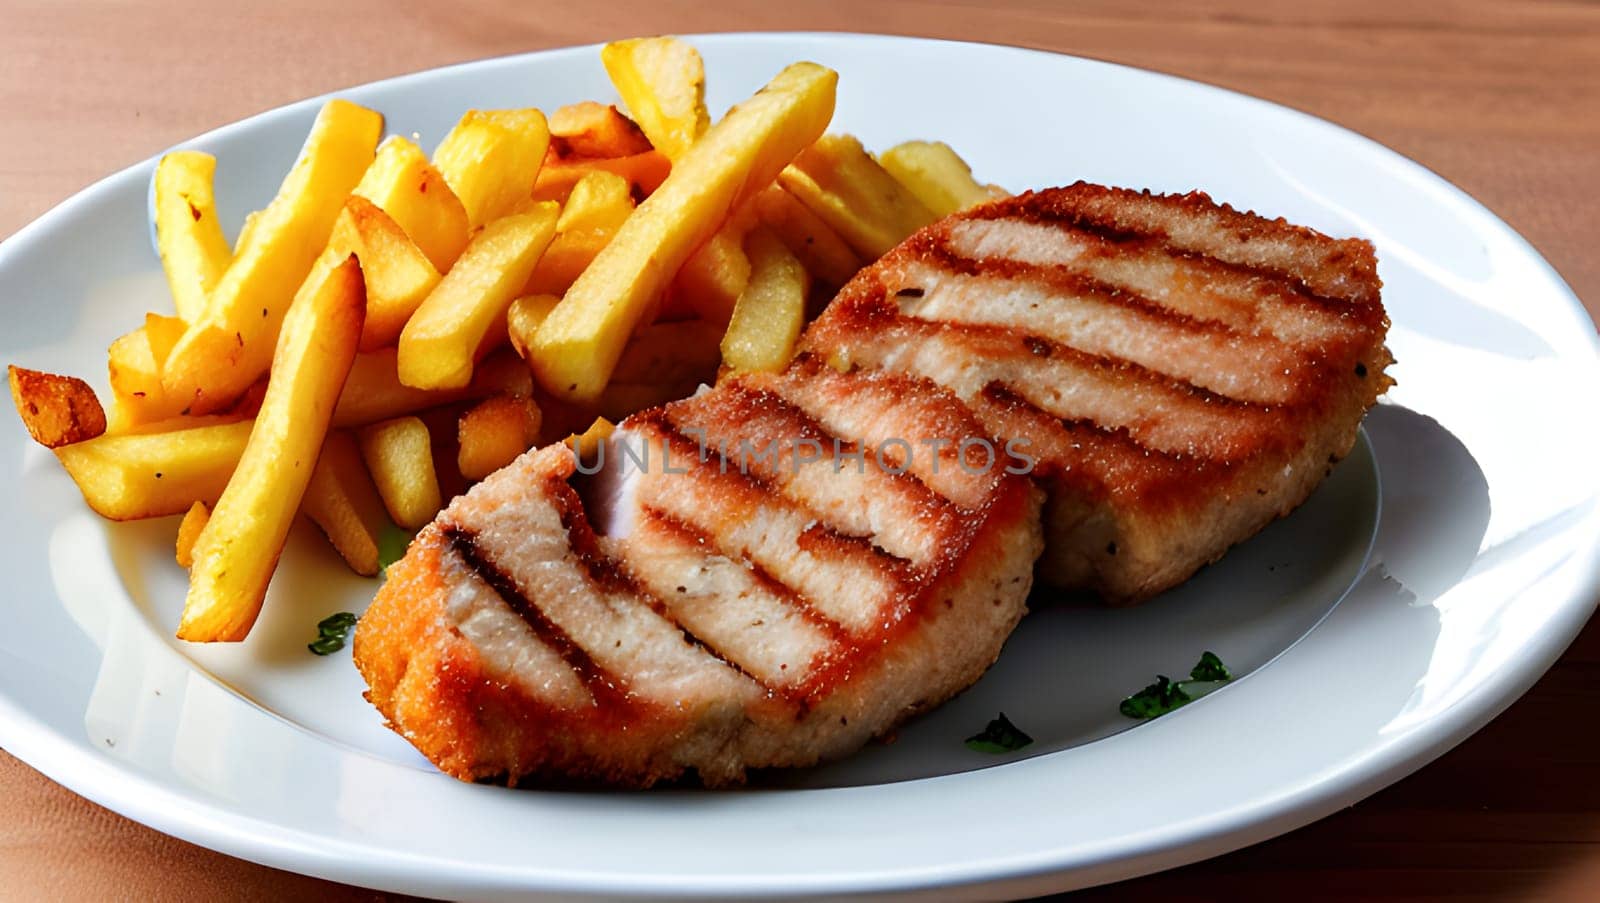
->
[2, 1, 1596, 898]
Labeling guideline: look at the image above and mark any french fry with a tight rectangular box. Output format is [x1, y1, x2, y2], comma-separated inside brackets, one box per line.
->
[329, 196, 443, 351]
[9, 366, 107, 448]
[162, 99, 382, 415]
[175, 500, 209, 569]
[527, 171, 634, 296]
[358, 416, 442, 530]
[354, 135, 470, 273]
[233, 210, 261, 255]
[779, 134, 937, 259]
[457, 394, 542, 481]
[611, 318, 724, 384]
[506, 294, 560, 360]
[565, 416, 615, 462]
[877, 140, 999, 217]
[332, 346, 530, 428]
[530, 62, 837, 402]
[557, 170, 637, 234]
[721, 226, 809, 373]
[531, 149, 670, 204]
[668, 218, 753, 325]
[549, 102, 653, 158]
[751, 184, 864, 287]
[302, 430, 389, 576]
[432, 109, 550, 228]
[105, 313, 190, 429]
[397, 204, 559, 390]
[601, 37, 710, 160]
[153, 151, 231, 321]
[53, 417, 251, 519]
[178, 255, 366, 642]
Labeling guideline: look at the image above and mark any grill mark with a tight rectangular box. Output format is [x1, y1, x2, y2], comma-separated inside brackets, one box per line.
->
[542, 480, 774, 695]
[442, 523, 630, 709]
[941, 215, 1375, 329]
[664, 380, 964, 556]
[964, 185, 1379, 306]
[977, 383, 1253, 512]
[815, 291, 1308, 429]
[920, 242, 1222, 332]
[760, 356, 1004, 513]
[633, 409, 922, 590]
[543, 478, 638, 595]
[984, 208, 1356, 305]
[904, 244, 1323, 402]
[639, 506, 856, 711]
[838, 269, 1296, 415]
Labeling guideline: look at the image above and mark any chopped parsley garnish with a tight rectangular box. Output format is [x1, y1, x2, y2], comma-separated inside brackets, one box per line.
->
[1120, 651, 1234, 719]
[308, 611, 358, 655]
[377, 524, 413, 578]
[965, 712, 1033, 753]
[1189, 650, 1232, 683]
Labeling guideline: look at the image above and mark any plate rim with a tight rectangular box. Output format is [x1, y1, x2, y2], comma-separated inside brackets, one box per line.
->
[2, 30, 1598, 899]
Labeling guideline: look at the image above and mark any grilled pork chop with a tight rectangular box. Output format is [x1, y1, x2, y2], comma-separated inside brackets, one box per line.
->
[802, 183, 1392, 602]
[356, 363, 1043, 787]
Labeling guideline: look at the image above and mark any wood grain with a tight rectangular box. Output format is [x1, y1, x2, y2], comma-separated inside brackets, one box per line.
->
[1, 1, 1596, 898]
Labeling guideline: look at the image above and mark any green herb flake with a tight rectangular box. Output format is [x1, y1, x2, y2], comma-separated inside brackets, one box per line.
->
[1119, 675, 1193, 719]
[1120, 651, 1234, 720]
[1189, 650, 1232, 683]
[308, 611, 359, 656]
[965, 712, 1033, 754]
[377, 524, 413, 578]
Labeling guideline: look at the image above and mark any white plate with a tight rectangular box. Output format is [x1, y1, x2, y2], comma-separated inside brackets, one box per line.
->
[2, 33, 1598, 900]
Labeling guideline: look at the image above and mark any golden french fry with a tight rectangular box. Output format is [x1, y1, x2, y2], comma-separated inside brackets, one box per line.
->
[751, 184, 864, 287]
[565, 416, 615, 461]
[354, 135, 471, 273]
[358, 416, 442, 530]
[52, 417, 252, 520]
[531, 149, 671, 204]
[530, 62, 837, 402]
[433, 109, 550, 228]
[721, 226, 809, 373]
[105, 313, 190, 430]
[779, 134, 937, 259]
[397, 205, 559, 390]
[106, 330, 165, 426]
[332, 346, 530, 428]
[527, 230, 610, 298]
[611, 319, 724, 384]
[877, 140, 1000, 217]
[329, 196, 443, 351]
[175, 500, 209, 569]
[506, 294, 560, 360]
[550, 102, 654, 158]
[163, 100, 382, 415]
[303, 430, 389, 576]
[557, 170, 636, 233]
[601, 37, 709, 160]
[178, 255, 365, 642]
[669, 217, 753, 325]
[153, 151, 231, 322]
[457, 394, 542, 481]
[9, 365, 107, 449]
[527, 171, 635, 296]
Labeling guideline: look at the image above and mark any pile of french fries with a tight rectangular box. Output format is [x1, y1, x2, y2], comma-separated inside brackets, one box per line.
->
[8, 37, 1005, 643]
